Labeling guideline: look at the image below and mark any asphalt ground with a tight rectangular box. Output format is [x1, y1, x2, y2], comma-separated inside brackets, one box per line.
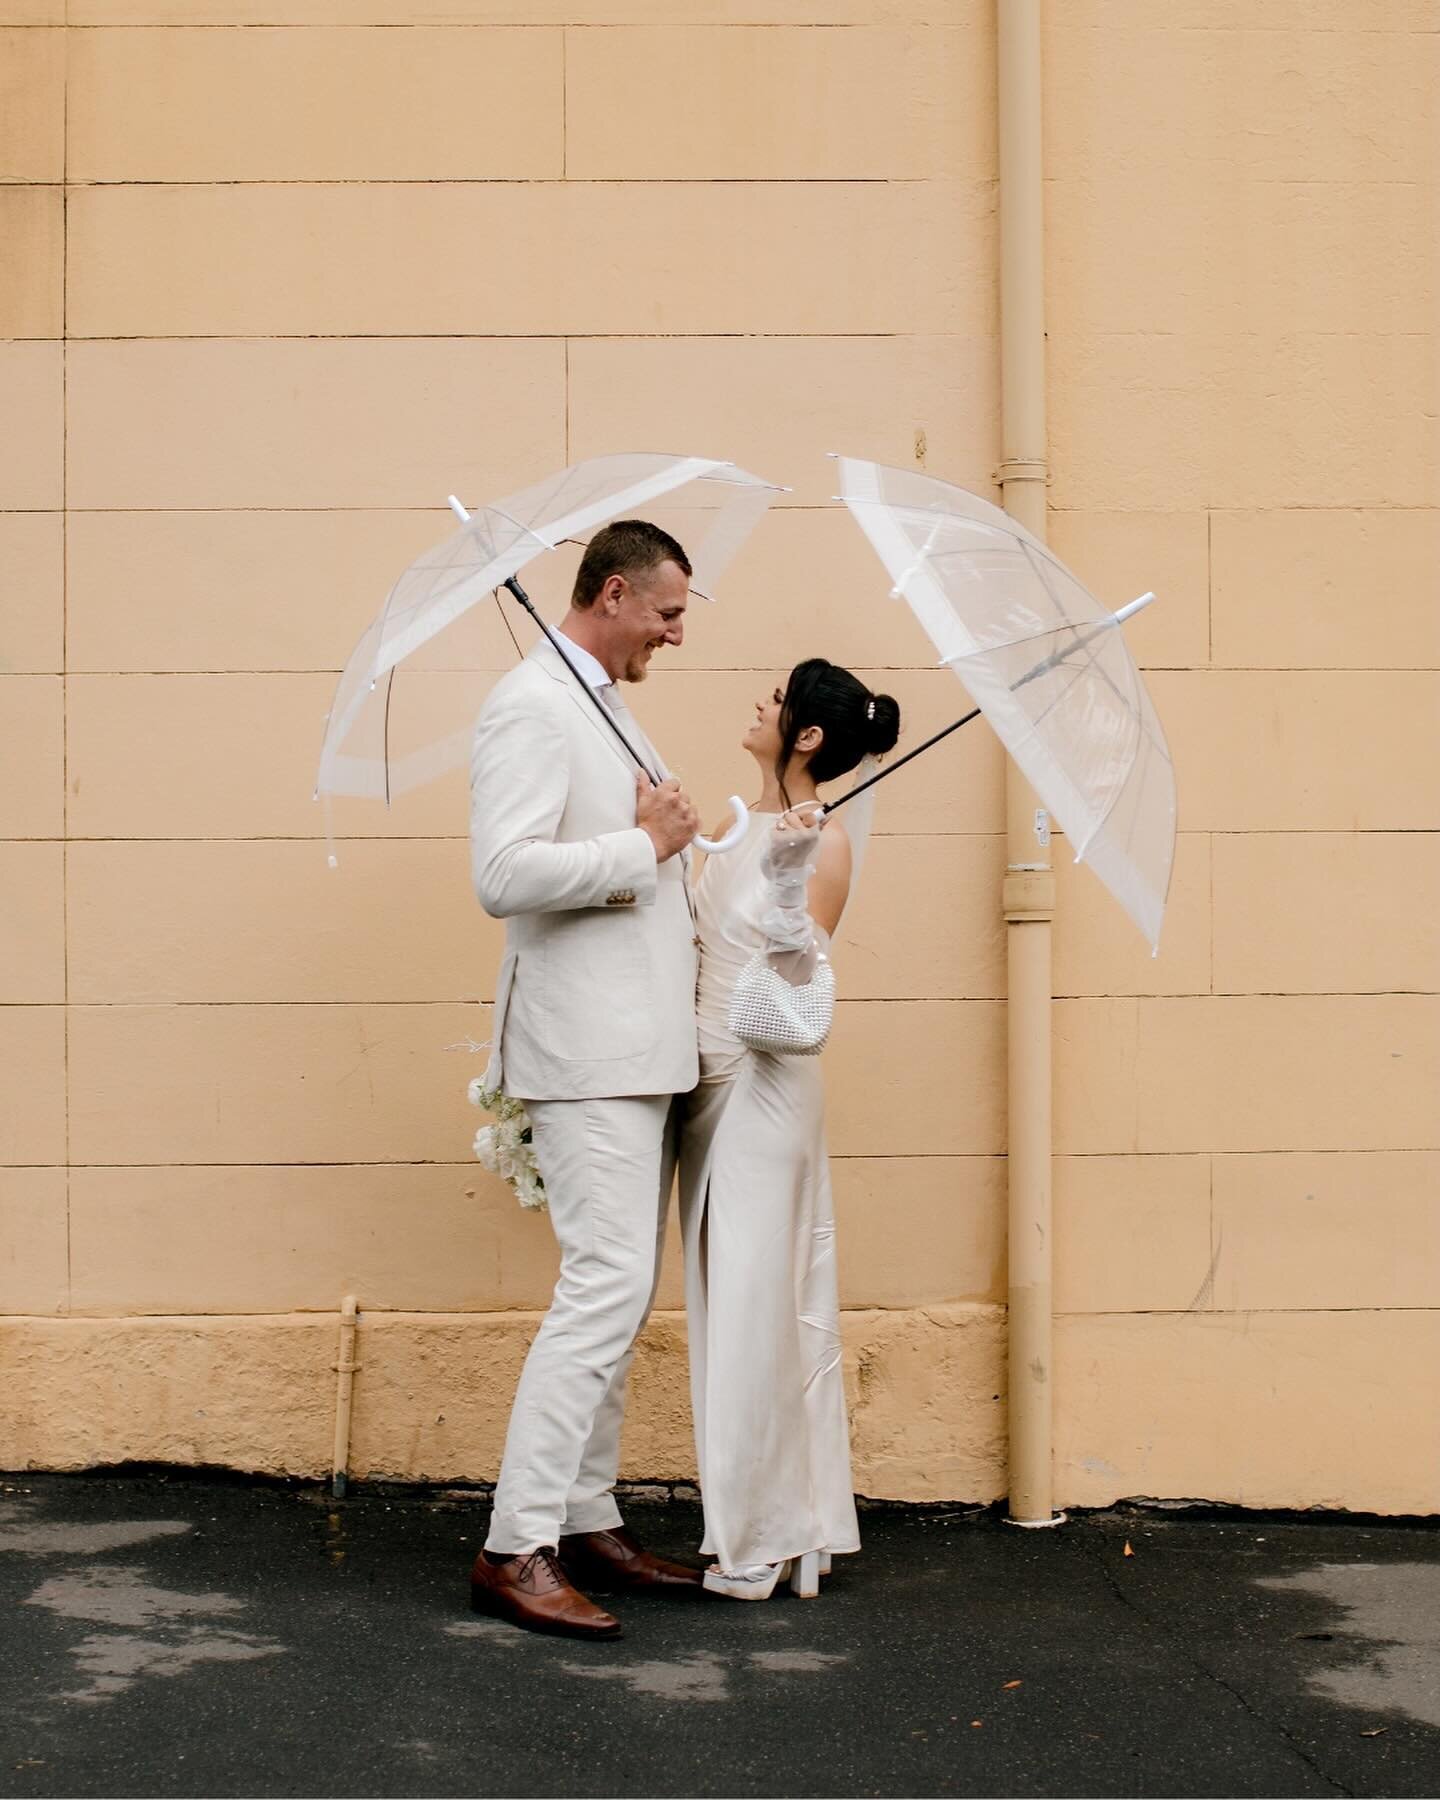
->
[0, 1472, 1437, 1799]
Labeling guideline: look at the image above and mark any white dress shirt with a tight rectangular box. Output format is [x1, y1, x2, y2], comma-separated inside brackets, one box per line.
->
[552, 630, 611, 693]
[550, 629, 662, 780]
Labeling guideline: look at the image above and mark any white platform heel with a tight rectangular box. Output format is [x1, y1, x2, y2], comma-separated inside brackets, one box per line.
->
[703, 1545, 836, 1601]
[789, 1551, 822, 1598]
[704, 1549, 832, 1601]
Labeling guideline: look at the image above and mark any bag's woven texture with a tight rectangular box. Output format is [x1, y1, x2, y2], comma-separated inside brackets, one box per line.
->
[727, 952, 835, 1056]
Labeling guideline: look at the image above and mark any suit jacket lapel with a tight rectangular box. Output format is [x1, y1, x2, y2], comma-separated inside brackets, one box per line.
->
[530, 639, 655, 783]
[609, 690, 669, 781]
[527, 638, 694, 910]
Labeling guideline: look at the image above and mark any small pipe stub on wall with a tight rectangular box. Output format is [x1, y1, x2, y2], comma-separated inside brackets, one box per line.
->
[332, 1295, 360, 1499]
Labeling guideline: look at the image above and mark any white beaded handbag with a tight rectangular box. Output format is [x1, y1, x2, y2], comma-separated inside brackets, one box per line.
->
[727, 950, 836, 1056]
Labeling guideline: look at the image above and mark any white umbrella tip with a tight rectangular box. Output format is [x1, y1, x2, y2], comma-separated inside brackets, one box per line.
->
[1113, 590, 1157, 625]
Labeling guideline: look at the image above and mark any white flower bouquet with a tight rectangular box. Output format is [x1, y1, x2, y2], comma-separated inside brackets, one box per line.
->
[467, 1078, 546, 1211]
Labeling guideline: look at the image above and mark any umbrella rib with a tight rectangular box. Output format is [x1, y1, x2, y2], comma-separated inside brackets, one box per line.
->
[1021, 564, 1140, 723]
[491, 585, 525, 662]
[1129, 735, 1176, 898]
[1124, 745, 1154, 863]
[1036, 659, 1136, 860]
[1096, 740, 1175, 935]
[1019, 538, 1083, 644]
[925, 534, 1142, 734]
[1009, 655, 1111, 856]
[1013, 611, 1153, 817]
[1020, 653, 1095, 733]
[380, 668, 394, 809]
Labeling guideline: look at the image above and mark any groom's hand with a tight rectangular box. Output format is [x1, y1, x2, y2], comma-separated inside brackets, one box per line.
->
[636, 771, 699, 862]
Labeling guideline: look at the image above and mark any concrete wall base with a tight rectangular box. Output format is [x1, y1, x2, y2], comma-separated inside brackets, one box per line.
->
[0, 1304, 1009, 1502]
[5, 1304, 1434, 1514]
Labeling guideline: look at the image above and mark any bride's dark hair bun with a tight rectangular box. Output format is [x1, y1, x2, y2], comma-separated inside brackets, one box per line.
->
[865, 692, 901, 758]
[776, 659, 903, 799]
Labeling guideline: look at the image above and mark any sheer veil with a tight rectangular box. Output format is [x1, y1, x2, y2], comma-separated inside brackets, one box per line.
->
[828, 754, 880, 890]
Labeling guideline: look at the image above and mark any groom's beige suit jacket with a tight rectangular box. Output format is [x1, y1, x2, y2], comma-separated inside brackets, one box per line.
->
[469, 636, 699, 1103]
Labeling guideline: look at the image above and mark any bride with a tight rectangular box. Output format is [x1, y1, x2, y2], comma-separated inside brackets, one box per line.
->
[679, 658, 900, 1600]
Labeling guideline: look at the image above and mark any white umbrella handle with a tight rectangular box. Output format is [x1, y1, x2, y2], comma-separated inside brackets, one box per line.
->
[694, 796, 749, 854]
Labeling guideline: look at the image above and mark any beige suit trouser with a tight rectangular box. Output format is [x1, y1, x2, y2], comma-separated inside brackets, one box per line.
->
[484, 1092, 676, 1555]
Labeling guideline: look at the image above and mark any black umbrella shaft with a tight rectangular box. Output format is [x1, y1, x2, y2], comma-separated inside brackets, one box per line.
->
[502, 576, 659, 785]
[822, 705, 982, 816]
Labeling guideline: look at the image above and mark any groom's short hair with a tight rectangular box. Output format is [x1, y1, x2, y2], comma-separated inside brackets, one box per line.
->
[571, 520, 692, 609]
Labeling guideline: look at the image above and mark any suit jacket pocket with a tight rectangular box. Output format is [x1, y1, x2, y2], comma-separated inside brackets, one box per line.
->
[536, 911, 655, 1063]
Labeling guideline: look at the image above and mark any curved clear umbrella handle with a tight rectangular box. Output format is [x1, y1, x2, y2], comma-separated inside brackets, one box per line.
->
[694, 796, 749, 854]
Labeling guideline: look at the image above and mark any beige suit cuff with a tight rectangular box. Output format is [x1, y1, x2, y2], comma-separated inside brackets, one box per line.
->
[602, 826, 659, 909]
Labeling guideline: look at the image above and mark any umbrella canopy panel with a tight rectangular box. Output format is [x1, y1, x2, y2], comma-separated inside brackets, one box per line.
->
[317, 453, 781, 806]
[837, 458, 1176, 950]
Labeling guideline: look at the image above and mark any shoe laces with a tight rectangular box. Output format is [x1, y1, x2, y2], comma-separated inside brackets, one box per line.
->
[513, 1546, 566, 1591]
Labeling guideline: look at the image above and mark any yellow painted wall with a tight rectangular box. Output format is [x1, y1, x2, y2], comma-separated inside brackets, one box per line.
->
[1, 2, 1436, 1514]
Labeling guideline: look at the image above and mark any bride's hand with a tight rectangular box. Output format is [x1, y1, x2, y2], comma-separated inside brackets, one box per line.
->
[764, 807, 824, 878]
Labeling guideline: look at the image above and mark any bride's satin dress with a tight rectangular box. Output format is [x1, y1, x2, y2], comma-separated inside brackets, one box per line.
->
[678, 813, 861, 1572]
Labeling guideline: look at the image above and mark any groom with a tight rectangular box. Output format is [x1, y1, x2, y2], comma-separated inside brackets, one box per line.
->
[467, 520, 705, 1639]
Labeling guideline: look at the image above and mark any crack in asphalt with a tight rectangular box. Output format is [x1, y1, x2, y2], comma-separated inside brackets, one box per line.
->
[1081, 1535, 1357, 1800]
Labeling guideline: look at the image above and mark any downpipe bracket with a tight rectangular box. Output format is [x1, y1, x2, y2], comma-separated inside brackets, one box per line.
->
[1003, 869, 1056, 922]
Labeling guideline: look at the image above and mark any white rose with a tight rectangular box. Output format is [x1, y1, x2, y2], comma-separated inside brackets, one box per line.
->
[472, 1125, 499, 1172]
[515, 1166, 547, 1210]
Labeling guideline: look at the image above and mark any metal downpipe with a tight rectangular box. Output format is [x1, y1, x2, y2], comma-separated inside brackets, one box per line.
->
[997, 0, 1062, 1527]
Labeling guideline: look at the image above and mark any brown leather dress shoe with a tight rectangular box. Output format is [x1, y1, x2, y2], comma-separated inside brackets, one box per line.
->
[469, 1547, 621, 1639]
[557, 1525, 705, 1594]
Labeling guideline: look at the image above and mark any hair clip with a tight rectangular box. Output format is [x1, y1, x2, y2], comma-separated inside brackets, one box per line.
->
[865, 699, 876, 722]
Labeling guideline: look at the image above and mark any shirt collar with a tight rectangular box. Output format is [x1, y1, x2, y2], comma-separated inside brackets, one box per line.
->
[552, 631, 612, 692]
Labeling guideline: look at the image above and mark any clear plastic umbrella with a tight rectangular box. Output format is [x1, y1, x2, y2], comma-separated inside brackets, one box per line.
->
[318, 451, 780, 807]
[834, 457, 1176, 951]
[316, 452, 782, 849]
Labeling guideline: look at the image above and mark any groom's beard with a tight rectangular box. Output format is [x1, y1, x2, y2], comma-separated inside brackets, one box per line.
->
[621, 652, 652, 683]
